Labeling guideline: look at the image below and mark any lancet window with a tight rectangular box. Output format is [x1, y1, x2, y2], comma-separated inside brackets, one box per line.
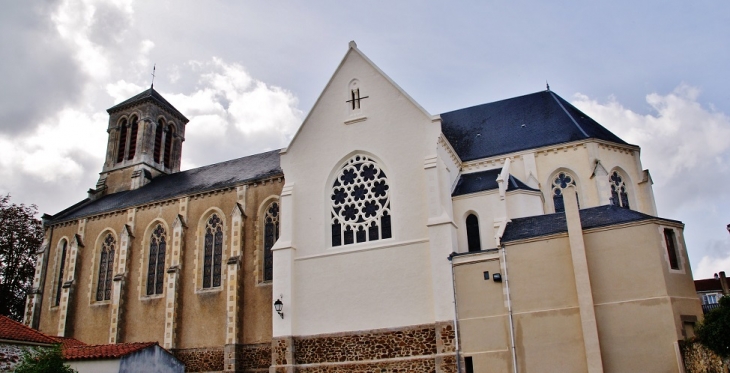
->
[610, 171, 630, 209]
[96, 234, 115, 302]
[153, 119, 164, 163]
[331, 155, 392, 247]
[54, 240, 67, 306]
[147, 225, 167, 295]
[263, 201, 279, 282]
[164, 125, 174, 169]
[115, 116, 139, 163]
[203, 214, 223, 288]
[466, 214, 481, 252]
[552, 172, 579, 213]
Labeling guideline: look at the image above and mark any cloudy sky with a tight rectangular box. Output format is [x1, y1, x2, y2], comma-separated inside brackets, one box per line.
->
[1, 0, 728, 278]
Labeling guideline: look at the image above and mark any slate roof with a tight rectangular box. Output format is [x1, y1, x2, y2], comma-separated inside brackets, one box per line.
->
[63, 342, 158, 361]
[107, 87, 189, 123]
[440, 90, 629, 162]
[0, 315, 58, 345]
[501, 205, 679, 242]
[49, 149, 282, 224]
[452, 169, 539, 197]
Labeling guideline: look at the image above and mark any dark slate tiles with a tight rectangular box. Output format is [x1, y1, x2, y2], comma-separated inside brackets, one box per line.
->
[452, 169, 539, 196]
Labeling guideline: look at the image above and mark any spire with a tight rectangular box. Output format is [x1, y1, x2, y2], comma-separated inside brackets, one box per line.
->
[151, 64, 156, 89]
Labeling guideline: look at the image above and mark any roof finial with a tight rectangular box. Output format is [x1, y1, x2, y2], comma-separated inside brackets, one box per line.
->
[151, 64, 156, 89]
[546, 81, 550, 91]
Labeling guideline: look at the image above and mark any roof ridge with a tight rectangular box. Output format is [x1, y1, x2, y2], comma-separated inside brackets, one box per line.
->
[549, 91, 589, 138]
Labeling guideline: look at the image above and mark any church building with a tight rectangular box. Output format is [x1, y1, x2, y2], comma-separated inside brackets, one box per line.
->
[24, 42, 702, 372]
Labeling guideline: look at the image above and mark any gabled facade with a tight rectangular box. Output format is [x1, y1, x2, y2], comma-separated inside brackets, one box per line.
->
[26, 42, 701, 373]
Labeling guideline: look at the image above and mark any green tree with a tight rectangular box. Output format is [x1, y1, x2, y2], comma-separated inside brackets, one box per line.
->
[0, 195, 44, 321]
[13, 345, 76, 373]
[697, 295, 730, 362]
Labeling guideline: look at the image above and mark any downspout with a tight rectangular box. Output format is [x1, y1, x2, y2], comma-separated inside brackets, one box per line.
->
[448, 253, 462, 373]
[501, 244, 518, 373]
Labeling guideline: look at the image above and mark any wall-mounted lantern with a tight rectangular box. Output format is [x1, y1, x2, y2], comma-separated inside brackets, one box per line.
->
[274, 299, 284, 319]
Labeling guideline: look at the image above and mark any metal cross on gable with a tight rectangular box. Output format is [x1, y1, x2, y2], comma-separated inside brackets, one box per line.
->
[346, 88, 369, 110]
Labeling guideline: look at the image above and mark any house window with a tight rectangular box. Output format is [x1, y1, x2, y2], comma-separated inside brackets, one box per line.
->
[466, 214, 481, 252]
[203, 214, 223, 288]
[146, 225, 166, 295]
[96, 234, 115, 302]
[664, 228, 680, 270]
[331, 155, 391, 247]
[54, 240, 68, 306]
[552, 172, 579, 213]
[610, 171, 630, 209]
[703, 294, 718, 305]
[263, 201, 279, 282]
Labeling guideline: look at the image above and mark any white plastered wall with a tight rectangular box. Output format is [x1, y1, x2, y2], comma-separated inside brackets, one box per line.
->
[274, 44, 454, 337]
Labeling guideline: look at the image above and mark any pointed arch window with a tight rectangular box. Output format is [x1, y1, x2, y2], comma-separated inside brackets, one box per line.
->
[164, 125, 174, 169]
[153, 120, 164, 163]
[147, 225, 167, 295]
[127, 116, 139, 160]
[466, 214, 481, 252]
[552, 172, 579, 213]
[203, 214, 223, 288]
[54, 240, 68, 306]
[96, 234, 115, 302]
[331, 155, 392, 247]
[263, 201, 279, 282]
[116, 119, 128, 163]
[610, 171, 630, 209]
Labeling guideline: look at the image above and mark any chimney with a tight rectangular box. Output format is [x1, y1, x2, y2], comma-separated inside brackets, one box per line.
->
[720, 271, 729, 296]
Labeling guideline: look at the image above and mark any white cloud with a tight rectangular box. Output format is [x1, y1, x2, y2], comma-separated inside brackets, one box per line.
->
[572, 86, 730, 278]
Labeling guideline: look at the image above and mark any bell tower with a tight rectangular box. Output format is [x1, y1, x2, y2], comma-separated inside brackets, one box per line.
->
[90, 87, 189, 198]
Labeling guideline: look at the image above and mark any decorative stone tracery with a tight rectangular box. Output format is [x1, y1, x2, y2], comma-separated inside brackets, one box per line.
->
[330, 155, 392, 246]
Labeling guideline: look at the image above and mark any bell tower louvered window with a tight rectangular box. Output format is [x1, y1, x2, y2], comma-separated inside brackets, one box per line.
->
[331, 155, 392, 247]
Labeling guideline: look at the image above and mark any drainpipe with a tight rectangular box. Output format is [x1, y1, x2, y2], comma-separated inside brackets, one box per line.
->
[448, 252, 462, 373]
[501, 245, 518, 373]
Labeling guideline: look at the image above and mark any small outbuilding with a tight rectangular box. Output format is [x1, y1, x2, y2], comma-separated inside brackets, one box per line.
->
[64, 342, 184, 373]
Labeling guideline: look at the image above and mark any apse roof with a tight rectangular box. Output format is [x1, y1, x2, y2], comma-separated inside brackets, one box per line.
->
[49, 149, 282, 223]
[500, 205, 679, 242]
[452, 168, 539, 197]
[107, 87, 189, 123]
[440, 90, 629, 162]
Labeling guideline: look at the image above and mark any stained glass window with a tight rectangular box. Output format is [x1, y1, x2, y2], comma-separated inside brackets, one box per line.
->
[552, 172, 579, 213]
[331, 155, 392, 247]
[610, 171, 630, 209]
[147, 225, 166, 295]
[263, 201, 279, 282]
[54, 240, 67, 306]
[203, 214, 223, 288]
[96, 234, 115, 302]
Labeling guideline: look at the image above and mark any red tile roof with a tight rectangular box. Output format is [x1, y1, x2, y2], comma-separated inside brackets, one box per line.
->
[695, 277, 730, 292]
[0, 315, 57, 345]
[63, 342, 158, 361]
[52, 336, 87, 348]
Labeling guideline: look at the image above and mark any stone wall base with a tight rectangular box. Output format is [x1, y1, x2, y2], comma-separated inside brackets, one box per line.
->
[270, 322, 457, 373]
[173, 346, 224, 372]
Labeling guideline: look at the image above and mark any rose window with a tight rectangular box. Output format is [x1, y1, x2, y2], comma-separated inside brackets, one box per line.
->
[331, 155, 392, 246]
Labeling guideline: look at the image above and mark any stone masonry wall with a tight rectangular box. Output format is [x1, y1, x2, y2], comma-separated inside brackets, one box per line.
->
[237, 343, 271, 372]
[271, 323, 457, 373]
[0, 343, 33, 371]
[174, 346, 224, 372]
[680, 339, 727, 373]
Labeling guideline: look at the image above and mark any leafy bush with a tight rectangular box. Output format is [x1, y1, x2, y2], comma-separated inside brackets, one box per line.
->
[696, 295, 730, 360]
[13, 345, 76, 373]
